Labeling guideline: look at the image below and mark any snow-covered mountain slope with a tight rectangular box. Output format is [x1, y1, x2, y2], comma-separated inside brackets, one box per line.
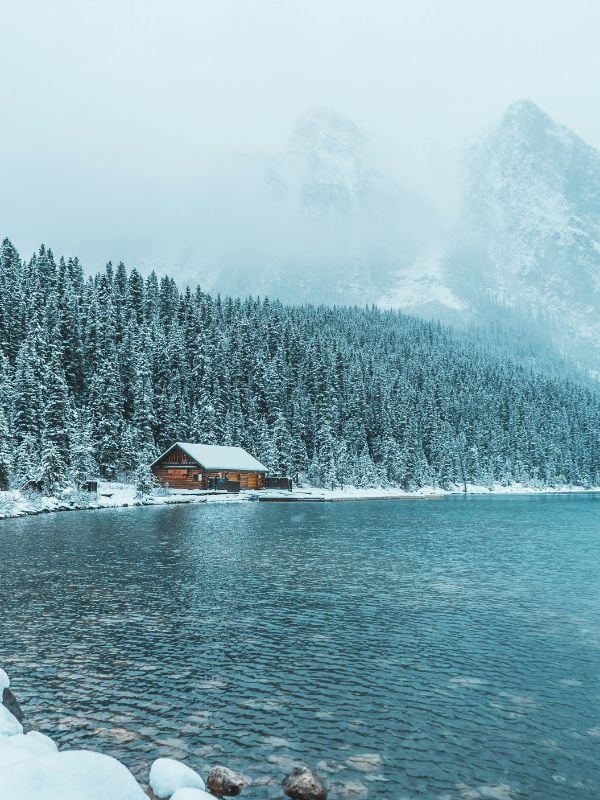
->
[193, 101, 599, 376]
[208, 108, 441, 305]
[267, 107, 372, 214]
[377, 252, 466, 317]
[443, 100, 600, 373]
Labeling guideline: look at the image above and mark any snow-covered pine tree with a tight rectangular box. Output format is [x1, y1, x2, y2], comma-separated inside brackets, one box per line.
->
[0, 238, 598, 493]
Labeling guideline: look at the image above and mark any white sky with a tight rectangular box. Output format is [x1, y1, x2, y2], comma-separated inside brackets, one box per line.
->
[1, 0, 599, 272]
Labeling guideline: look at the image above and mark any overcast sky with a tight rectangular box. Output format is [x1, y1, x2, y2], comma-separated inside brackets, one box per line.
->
[2, 0, 599, 273]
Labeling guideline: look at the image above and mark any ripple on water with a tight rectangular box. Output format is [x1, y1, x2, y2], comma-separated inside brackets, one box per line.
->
[1, 495, 600, 799]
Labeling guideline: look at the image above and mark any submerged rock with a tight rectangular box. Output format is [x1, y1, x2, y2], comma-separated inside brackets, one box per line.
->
[282, 767, 327, 800]
[207, 765, 247, 796]
[2, 687, 25, 726]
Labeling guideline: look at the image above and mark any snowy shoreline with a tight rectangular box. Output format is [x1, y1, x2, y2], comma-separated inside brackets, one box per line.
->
[0, 666, 239, 799]
[0, 481, 598, 521]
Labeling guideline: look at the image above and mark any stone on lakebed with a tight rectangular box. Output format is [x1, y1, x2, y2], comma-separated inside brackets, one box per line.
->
[282, 767, 327, 800]
[206, 765, 248, 796]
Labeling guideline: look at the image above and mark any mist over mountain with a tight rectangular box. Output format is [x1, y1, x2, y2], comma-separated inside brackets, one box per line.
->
[5, 98, 599, 376]
[200, 108, 441, 305]
[194, 101, 599, 376]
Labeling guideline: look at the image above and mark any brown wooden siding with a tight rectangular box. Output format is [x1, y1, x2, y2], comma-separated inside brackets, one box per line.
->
[152, 454, 265, 490]
[161, 446, 196, 465]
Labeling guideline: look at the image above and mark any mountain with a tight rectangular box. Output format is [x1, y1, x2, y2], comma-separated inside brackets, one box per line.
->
[267, 107, 372, 214]
[181, 102, 600, 377]
[443, 100, 600, 375]
[206, 108, 444, 306]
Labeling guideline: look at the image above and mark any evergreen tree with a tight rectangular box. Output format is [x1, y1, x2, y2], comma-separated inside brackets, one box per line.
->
[0, 407, 12, 489]
[0, 237, 597, 494]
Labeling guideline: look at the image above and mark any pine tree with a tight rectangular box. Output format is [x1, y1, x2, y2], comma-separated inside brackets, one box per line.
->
[0, 238, 597, 495]
[69, 414, 98, 485]
[0, 407, 12, 490]
[89, 353, 124, 480]
[134, 461, 159, 498]
[38, 442, 66, 495]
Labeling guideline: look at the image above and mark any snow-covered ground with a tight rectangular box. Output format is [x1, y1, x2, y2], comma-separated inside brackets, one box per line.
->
[0, 667, 213, 799]
[0, 482, 240, 520]
[0, 481, 598, 521]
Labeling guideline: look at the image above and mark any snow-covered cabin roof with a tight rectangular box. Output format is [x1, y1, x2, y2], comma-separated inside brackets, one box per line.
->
[152, 442, 267, 472]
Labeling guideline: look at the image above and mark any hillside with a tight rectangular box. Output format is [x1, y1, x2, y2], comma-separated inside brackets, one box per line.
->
[195, 102, 600, 377]
[0, 238, 598, 492]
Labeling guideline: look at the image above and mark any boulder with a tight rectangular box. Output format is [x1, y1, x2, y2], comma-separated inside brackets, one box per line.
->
[2, 687, 25, 727]
[207, 765, 247, 796]
[282, 768, 327, 800]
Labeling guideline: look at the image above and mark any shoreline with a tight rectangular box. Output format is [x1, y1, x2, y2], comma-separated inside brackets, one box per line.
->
[0, 481, 598, 521]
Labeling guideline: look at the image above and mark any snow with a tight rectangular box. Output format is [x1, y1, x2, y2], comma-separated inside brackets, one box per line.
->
[0, 673, 147, 800]
[149, 757, 206, 798]
[0, 750, 147, 800]
[1, 480, 598, 521]
[171, 789, 216, 800]
[0, 703, 23, 737]
[0, 669, 216, 800]
[156, 442, 267, 472]
[377, 252, 467, 312]
[0, 482, 213, 520]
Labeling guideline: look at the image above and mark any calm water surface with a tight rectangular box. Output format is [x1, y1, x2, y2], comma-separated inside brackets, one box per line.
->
[1, 495, 599, 799]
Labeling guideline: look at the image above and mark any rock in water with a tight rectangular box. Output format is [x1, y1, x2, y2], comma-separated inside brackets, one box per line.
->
[282, 768, 327, 800]
[207, 765, 247, 796]
[2, 687, 24, 725]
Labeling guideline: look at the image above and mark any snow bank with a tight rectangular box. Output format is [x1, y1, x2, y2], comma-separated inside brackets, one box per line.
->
[0, 750, 147, 800]
[1, 481, 598, 521]
[149, 757, 206, 797]
[0, 667, 147, 799]
[0, 482, 212, 520]
[0, 672, 221, 799]
[171, 789, 216, 800]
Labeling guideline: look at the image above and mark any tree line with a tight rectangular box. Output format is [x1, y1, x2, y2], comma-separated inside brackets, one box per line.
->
[0, 238, 598, 493]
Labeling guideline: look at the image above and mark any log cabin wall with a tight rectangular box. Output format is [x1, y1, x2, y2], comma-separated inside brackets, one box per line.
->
[151, 448, 266, 490]
[161, 446, 196, 465]
[152, 466, 203, 489]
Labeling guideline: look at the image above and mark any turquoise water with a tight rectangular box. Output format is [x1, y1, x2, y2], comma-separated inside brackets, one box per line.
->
[1, 495, 599, 798]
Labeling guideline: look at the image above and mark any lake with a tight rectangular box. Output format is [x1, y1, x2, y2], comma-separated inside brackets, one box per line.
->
[1, 495, 599, 799]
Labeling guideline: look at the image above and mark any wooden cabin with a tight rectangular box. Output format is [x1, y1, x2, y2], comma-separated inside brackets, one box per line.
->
[151, 442, 267, 490]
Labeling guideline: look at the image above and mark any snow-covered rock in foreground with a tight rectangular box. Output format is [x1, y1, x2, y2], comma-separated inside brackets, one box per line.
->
[0, 667, 146, 799]
[149, 757, 206, 797]
[0, 750, 146, 800]
[170, 788, 216, 800]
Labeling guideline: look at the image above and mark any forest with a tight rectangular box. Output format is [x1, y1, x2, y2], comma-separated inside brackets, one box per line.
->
[0, 238, 599, 493]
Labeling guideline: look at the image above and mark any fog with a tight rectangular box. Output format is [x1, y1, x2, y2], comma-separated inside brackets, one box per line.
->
[1, 0, 599, 283]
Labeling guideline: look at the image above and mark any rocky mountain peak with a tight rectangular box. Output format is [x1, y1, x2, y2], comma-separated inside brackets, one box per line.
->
[268, 107, 372, 215]
[447, 99, 600, 374]
[289, 107, 367, 160]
